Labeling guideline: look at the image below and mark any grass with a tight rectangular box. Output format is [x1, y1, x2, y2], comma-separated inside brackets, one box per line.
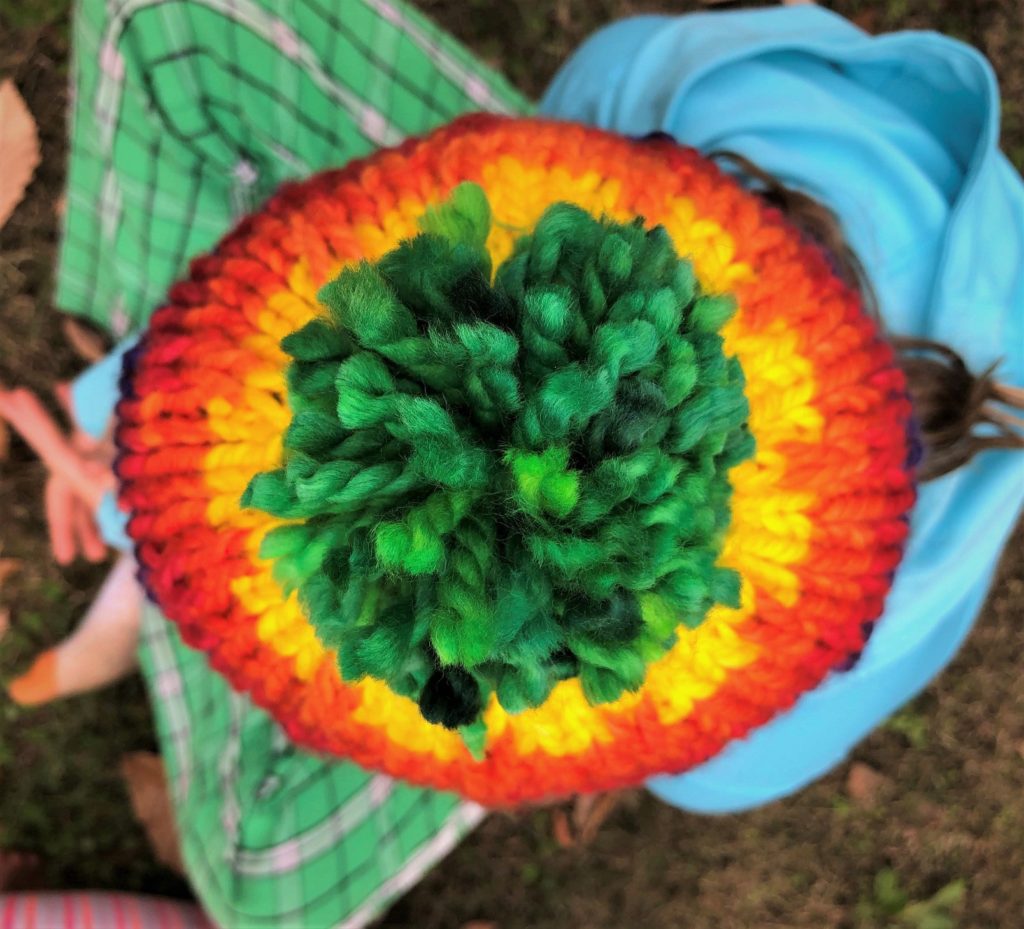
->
[1, 1, 1023, 926]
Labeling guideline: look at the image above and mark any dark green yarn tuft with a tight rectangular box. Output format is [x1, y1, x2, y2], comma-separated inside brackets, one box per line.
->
[420, 666, 482, 729]
[242, 182, 753, 731]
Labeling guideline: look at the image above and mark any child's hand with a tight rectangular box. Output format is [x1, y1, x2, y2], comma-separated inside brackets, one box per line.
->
[0, 385, 115, 564]
[1, 383, 142, 707]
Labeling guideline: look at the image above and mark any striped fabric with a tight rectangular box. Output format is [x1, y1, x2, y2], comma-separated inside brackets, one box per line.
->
[0, 892, 213, 929]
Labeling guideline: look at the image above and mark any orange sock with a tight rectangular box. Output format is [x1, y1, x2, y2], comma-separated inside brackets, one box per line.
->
[6, 553, 142, 706]
[8, 650, 58, 705]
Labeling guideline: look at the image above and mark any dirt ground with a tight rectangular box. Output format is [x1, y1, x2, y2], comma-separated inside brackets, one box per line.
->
[1, 1, 1022, 927]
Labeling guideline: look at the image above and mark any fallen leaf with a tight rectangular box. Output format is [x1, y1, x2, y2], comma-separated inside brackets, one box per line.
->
[0, 420, 8, 462]
[573, 791, 621, 846]
[0, 608, 9, 643]
[62, 316, 109, 363]
[0, 80, 41, 229]
[550, 791, 623, 849]
[851, 9, 880, 33]
[552, 807, 574, 849]
[553, 0, 571, 30]
[846, 762, 892, 808]
[120, 752, 185, 875]
[0, 559, 21, 587]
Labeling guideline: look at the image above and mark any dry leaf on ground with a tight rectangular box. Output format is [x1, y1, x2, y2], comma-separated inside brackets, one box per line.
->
[0, 420, 9, 462]
[552, 807, 574, 849]
[0, 80, 41, 229]
[120, 752, 185, 875]
[551, 791, 622, 848]
[852, 10, 881, 33]
[846, 761, 892, 808]
[0, 559, 19, 640]
[572, 790, 621, 846]
[0, 559, 22, 587]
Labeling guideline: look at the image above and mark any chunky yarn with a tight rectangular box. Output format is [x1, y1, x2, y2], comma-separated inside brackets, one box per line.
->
[241, 183, 750, 730]
[116, 115, 915, 806]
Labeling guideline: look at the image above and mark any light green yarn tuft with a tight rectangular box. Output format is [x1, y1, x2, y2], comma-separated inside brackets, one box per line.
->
[418, 179, 492, 252]
[242, 182, 753, 731]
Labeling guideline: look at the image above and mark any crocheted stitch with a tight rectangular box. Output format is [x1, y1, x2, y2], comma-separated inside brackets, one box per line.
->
[116, 115, 915, 805]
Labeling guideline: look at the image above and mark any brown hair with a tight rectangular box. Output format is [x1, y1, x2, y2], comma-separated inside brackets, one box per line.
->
[714, 151, 1024, 481]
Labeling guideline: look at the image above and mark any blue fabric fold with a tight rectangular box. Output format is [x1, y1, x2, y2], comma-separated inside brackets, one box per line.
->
[70, 336, 137, 551]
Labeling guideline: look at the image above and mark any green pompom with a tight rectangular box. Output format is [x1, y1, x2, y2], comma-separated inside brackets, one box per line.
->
[243, 182, 752, 731]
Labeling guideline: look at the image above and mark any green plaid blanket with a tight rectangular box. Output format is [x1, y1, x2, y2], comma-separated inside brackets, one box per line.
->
[58, 1, 530, 926]
[59, 0, 529, 334]
[139, 605, 485, 928]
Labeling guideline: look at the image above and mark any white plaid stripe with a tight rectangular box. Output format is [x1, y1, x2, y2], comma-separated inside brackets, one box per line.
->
[141, 606, 194, 805]
[234, 775, 394, 876]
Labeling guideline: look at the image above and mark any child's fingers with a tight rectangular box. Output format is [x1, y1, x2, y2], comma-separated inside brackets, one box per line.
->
[0, 387, 112, 508]
[71, 496, 108, 563]
[55, 381, 105, 456]
[53, 380, 73, 417]
[45, 475, 77, 566]
[0, 388, 81, 477]
[0, 388, 114, 507]
[72, 429, 105, 457]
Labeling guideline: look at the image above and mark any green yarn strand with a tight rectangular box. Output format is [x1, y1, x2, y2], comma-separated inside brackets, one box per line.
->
[243, 182, 753, 731]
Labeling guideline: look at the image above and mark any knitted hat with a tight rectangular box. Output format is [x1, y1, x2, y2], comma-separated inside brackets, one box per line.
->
[115, 114, 915, 806]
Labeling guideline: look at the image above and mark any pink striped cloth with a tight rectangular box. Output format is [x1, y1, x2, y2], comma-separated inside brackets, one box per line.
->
[0, 893, 214, 929]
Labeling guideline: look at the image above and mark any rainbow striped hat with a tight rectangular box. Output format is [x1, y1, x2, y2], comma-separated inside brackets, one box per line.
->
[116, 115, 915, 806]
